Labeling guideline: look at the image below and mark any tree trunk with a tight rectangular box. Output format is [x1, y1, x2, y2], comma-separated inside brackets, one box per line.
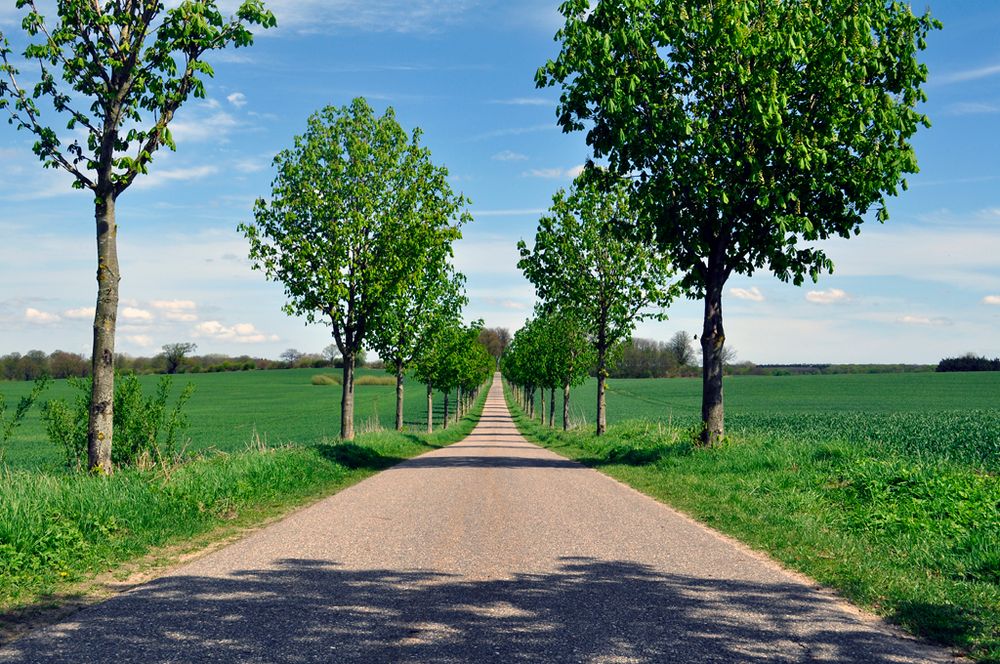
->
[426, 382, 433, 433]
[562, 382, 570, 431]
[528, 386, 535, 419]
[549, 387, 555, 428]
[700, 271, 726, 446]
[457, 386, 463, 420]
[443, 391, 450, 429]
[341, 351, 355, 440]
[395, 359, 404, 431]
[88, 196, 120, 474]
[596, 346, 607, 436]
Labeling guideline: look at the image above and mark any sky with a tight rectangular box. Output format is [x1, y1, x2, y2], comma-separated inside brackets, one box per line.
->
[1, 1, 999, 365]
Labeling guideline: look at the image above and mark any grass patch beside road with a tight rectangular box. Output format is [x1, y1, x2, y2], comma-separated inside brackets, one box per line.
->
[505, 383, 1000, 662]
[0, 388, 487, 635]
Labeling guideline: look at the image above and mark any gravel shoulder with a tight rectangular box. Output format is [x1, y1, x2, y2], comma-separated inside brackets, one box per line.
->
[0, 374, 963, 663]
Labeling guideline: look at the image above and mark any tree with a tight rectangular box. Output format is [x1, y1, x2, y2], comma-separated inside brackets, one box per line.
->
[241, 98, 470, 440]
[322, 343, 341, 366]
[0, 1, 275, 473]
[518, 172, 674, 435]
[280, 348, 303, 365]
[538, 0, 938, 444]
[370, 264, 466, 431]
[478, 327, 511, 368]
[162, 342, 197, 375]
[666, 332, 696, 368]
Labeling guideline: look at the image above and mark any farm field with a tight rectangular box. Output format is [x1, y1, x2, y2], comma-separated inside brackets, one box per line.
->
[509, 372, 1000, 660]
[0, 368, 454, 471]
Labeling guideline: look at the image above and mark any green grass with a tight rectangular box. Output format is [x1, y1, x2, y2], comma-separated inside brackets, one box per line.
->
[0, 385, 488, 624]
[509, 376, 1000, 662]
[0, 368, 455, 470]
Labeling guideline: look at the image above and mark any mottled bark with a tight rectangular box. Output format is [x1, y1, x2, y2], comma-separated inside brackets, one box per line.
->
[700, 271, 726, 446]
[341, 352, 356, 440]
[549, 388, 555, 428]
[562, 382, 570, 431]
[443, 391, 450, 429]
[395, 359, 404, 431]
[88, 195, 119, 474]
[426, 382, 433, 433]
[596, 346, 607, 436]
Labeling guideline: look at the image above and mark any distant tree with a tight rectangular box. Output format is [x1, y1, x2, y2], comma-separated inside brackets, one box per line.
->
[478, 327, 511, 367]
[321, 344, 341, 366]
[280, 348, 303, 365]
[518, 172, 674, 435]
[666, 332, 696, 368]
[162, 343, 197, 375]
[242, 98, 471, 440]
[48, 351, 89, 379]
[936, 354, 1000, 373]
[538, 0, 939, 445]
[0, 1, 275, 473]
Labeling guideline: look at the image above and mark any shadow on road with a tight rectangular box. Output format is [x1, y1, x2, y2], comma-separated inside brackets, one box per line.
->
[1, 557, 934, 663]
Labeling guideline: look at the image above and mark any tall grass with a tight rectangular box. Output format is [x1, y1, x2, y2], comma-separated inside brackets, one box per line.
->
[505, 382, 1000, 662]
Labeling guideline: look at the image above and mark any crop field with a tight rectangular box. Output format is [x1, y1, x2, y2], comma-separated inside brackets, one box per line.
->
[556, 372, 1000, 469]
[0, 368, 453, 471]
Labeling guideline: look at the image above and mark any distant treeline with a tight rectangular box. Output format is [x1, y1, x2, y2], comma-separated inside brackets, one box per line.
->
[936, 354, 1000, 372]
[728, 363, 935, 376]
[0, 349, 376, 382]
[607, 336, 702, 379]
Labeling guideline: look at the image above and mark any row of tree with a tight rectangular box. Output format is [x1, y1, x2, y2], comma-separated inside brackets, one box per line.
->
[506, 0, 938, 444]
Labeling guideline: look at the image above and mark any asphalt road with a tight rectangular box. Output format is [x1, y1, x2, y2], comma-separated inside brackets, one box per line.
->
[1, 374, 960, 663]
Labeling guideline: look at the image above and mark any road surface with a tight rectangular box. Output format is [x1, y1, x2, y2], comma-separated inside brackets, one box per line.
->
[1, 374, 959, 662]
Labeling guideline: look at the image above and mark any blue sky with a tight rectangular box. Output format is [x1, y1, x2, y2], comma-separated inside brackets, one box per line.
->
[1, 1, 999, 364]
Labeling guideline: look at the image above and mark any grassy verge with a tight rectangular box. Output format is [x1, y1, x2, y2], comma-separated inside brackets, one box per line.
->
[504, 383, 1000, 662]
[0, 387, 488, 633]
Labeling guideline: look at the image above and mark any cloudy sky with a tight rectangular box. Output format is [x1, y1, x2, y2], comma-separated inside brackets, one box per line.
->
[1, 1, 999, 364]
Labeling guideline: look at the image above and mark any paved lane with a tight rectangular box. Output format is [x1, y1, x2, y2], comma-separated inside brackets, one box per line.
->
[1, 374, 959, 662]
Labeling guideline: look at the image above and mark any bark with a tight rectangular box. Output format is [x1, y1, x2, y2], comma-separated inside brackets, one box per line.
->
[341, 352, 356, 440]
[562, 382, 570, 431]
[88, 195, 119, 474]
[443, 391, 450, 429]
[549, 388, 555, 428]
[457, 387, 463, 420]
[395, 359, 404, 431]
[426, 382, 433, 433]
[528, 386, 535, 419]
[596, 346, 607, 436]
[700, 268, 726, 446]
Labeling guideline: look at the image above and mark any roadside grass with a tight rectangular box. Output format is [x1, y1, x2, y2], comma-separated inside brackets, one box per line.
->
[505, 384, 1000, 662]
[0, 387, 487, 632]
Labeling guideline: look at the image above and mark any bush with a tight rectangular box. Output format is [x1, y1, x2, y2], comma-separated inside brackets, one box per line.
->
[937, 354, 1000, 372]
[311, 374, 341, 386]
[42, 374, 195, 469]
[354, 375, 396, 386]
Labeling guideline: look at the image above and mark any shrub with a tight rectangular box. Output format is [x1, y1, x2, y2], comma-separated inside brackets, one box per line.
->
[311, 374, 341, 386]
[42, 374, 195, 469]
[354, 375, 396, 386]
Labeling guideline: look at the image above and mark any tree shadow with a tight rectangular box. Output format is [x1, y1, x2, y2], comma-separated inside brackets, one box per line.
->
[313, 443, 404, 471]
[0, 557, 948, 663]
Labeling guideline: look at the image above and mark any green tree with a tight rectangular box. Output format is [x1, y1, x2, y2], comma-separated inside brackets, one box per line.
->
[371, 265, 467, 431]
[538, 0, 938, 444]
[539, 311, 594, 431]
[241, 98, 470, 440]
[0, 1, 275, 473]
[161, 342, 197, 375]
[518, 173, 674, 435]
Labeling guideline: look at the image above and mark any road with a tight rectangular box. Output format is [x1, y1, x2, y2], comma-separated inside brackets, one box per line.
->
[1, 374, 959, 662]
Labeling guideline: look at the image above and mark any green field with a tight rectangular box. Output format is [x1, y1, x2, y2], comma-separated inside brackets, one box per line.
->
[510, 372, 1000, 661]
[1, 368, 454, 470]
[553, 372, 1000, 469]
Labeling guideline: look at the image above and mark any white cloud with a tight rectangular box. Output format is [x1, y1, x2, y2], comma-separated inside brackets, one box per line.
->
[151, 299, 199, 322]
[899, 315, 952, 326]
[935, 62, 1000, 85]
[944, 102, 999, 116]
[135, 165, 219, 190]
[194, 320, 279, 344]
[64, 306, 96, 319]
[125, 334, 155, 348]
[253, 0, 479, 34]
[522, 165, 585, 179]
[806, 288, 849, 304]
[25, 308, 60, 324]
[121, 307, 154, 322]
[169, 112, 240, 144]
[492, 150, 529, 162]
[234, 157, 269, 173]
[983, 295, 1000, 305]
[470, 124, 556, 141]
[489, 97, 555, 107]
[730, 287, 765, 302]
[227, 92, 248, 108]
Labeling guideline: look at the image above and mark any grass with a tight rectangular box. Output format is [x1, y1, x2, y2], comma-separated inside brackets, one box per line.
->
[0, 381, 487, 632]
[0, 368, 453, 470]
[508, 376, 1000, 662]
